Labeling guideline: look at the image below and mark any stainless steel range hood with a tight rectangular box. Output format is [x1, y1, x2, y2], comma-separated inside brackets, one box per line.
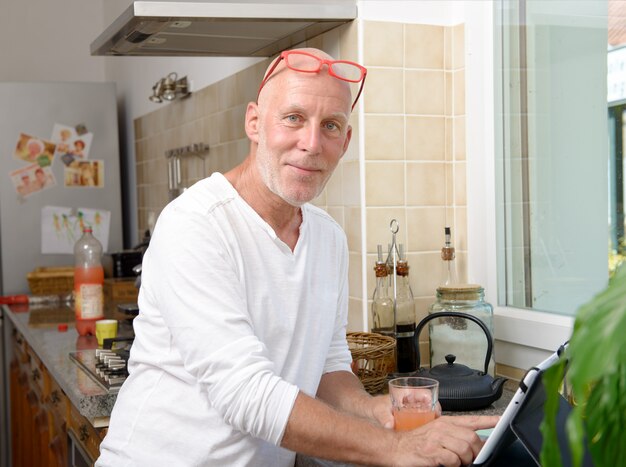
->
[91, 1, 357, 57]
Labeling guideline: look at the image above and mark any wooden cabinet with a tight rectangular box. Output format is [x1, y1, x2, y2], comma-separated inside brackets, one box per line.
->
[9, 327, 106, 467]
[67, 403, 107, 463]
[46, 375, 70, 466]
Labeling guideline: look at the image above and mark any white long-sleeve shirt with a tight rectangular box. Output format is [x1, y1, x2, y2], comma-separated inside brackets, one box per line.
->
[97, 173, 353, 467]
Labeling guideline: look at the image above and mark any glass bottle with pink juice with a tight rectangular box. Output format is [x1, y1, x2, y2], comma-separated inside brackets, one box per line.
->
[74, 227, 104, 335]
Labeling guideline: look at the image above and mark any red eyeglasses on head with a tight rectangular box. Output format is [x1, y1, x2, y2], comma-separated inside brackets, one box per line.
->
[257, 50, 367, 111]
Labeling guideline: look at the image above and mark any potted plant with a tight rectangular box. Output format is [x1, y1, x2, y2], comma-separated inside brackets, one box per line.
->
[540, 264, 626, 466]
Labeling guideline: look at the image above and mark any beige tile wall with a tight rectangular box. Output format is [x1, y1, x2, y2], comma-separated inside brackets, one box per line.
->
[134, 59, 268, 234]
[359, 21, 467, 334]
[133, 20, 467, 341]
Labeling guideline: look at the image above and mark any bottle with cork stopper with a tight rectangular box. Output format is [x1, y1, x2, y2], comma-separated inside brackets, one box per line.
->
[441, 226, 458, 286]
[371, 244, 394, 338]
[428, 226, 495, 375]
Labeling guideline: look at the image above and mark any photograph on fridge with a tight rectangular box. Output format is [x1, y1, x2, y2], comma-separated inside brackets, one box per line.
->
[64, 160, 104, 187]
[51, 123, 94, 166]
[9, 163, 57, 197]
[13, 132, 57, 167]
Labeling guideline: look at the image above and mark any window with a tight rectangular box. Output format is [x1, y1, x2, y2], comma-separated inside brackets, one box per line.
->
[608, 45, 626, 272]
[464, 1, 613, 368]
[496, 0, 610, 316]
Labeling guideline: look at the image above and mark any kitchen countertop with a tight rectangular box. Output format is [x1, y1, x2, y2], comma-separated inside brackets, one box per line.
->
[2, 301, 516, 439]
[2, 302, 131, 426]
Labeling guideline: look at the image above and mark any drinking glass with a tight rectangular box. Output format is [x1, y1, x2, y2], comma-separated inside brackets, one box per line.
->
[388, 377, 439, 431]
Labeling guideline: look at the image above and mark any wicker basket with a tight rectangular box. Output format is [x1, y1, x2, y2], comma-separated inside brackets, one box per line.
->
[27, 267, 74, 296]
[347, 332, 396, 395]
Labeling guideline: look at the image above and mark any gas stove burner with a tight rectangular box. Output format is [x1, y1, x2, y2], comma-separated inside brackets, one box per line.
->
[70, 348, 130, 393]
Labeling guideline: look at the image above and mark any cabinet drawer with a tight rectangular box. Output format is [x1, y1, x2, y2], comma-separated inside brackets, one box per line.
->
[67, 404, 105, 462]
[45, 376, 68, 437]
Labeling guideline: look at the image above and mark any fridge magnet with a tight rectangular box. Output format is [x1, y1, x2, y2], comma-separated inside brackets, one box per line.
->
[75, 123, 88, 136]
[41, 206, 111, 254]
[9, 163, 57, 197]
[64, 160, 104, 188]
[14, 133, 57, 167]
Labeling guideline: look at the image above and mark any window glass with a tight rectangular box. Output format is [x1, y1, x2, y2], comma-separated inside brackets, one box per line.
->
[496, 0, 609, 315]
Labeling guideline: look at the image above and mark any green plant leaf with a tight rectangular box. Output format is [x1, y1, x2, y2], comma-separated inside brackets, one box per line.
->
[566, 407, 584, 467]
[540, 264, 626, 467]
[584, 366, 626, 465]
[540, 361, 566, 467]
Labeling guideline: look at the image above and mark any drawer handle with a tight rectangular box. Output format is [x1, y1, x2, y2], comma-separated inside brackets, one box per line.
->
[18, 372, 28, 387]
[26, 390, 38, 407]
[50, 390, 60, 405]
[79, 424, 90, 442]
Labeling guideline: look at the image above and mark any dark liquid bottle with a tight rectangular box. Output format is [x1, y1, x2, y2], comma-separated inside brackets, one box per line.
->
[395, 322, 417, 372]
[394, 258, 417, 373]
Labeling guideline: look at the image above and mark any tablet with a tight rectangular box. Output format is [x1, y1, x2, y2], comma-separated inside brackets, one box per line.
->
[509, 360, 594, 467]
[470, 344, 566, 466]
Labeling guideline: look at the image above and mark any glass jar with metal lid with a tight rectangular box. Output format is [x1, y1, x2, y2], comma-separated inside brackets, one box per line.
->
[427, 284, 495, 376]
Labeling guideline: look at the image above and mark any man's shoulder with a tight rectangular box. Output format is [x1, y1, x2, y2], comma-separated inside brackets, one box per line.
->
[303, 203, 346, 237]
[150, 174, 238, 249]
[169, 173, 236, 215]
[304, 203, 334, 221]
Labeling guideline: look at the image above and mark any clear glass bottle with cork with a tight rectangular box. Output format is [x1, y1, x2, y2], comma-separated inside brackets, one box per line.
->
[371, 245, 394, 338]
[440, 226, 458, 286]
[428, 227, 495, 375]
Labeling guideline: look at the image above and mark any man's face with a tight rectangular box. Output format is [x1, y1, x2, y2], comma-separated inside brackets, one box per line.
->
[36, 170, 45, 183]
[252, 61, 352, 207]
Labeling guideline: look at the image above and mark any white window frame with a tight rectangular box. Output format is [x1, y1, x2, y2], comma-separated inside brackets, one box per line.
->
[464, 2, 574, 371]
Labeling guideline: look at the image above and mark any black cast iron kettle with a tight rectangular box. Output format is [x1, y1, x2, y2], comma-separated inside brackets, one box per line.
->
[413, 312, 507, 411]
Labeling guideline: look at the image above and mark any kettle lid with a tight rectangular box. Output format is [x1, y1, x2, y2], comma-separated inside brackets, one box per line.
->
[429, 354, 476, 377]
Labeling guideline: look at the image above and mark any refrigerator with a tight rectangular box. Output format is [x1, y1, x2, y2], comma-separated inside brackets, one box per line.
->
[0, 82, 124, 466]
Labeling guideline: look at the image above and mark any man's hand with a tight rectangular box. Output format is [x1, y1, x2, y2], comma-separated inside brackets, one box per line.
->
[368, 394, 394, 429]
[392, 415, 500, 467]
[313, 370, 498, 466]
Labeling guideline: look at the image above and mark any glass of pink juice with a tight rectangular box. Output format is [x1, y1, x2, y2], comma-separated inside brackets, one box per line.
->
[389, 377, 439, 432]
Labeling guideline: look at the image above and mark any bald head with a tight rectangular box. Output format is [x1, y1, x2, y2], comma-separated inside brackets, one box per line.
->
[257, 48, 353, 114]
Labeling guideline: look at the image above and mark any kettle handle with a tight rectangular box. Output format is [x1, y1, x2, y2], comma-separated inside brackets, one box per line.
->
[414, 312, 493, 374]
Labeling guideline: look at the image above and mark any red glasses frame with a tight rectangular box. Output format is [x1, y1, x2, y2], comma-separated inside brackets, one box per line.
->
[257, 50, 367, 111]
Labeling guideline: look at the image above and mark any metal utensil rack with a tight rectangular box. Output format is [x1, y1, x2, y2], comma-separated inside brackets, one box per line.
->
[386, 219, 401, 336]
[165, 142, 210, 200]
